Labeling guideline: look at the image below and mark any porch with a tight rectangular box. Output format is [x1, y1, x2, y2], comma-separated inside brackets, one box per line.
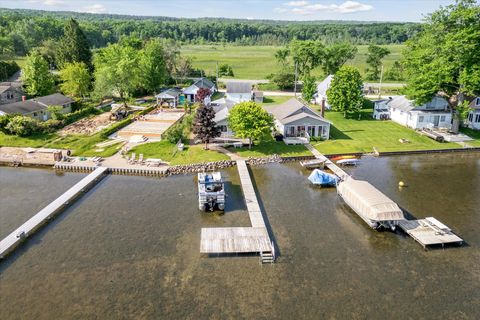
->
[284, 124, 329, 139]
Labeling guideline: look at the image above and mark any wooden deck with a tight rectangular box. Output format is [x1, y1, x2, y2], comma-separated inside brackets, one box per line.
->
[200, 227, 271, 253]
[398, 219, 463, 248]
[0, 167, 108, 259]
[200, 160, 273, 257]
[305, 144, 349, 180]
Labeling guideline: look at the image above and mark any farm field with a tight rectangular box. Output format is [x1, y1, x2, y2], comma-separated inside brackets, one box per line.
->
[182, 44, 405, 80]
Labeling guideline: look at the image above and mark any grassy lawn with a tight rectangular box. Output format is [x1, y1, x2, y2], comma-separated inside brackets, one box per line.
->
[313, 109, 459, 154]
[261, 95, 292, 106]
[0, 132, 57, 148]
[128, 140, 229, 165]
[182, 44, 405, 80]
[460, 128, 480, 147]
[231, 140, 311, 158]
[43, 133, 121, 157]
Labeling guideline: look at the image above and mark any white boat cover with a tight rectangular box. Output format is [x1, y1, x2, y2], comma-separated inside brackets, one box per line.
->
[337, 178, 404, 221]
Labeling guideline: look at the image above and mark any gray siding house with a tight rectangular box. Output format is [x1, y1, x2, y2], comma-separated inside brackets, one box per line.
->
[0, 93, 74, 121]
[0, 82, 24, 105]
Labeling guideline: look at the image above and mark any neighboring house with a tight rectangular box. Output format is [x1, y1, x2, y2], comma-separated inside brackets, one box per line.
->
[182, 77, 216, 104]
[383, 95, 451, 130]
[0, 82, 24, 105]
[155, 88, 182, 108]
[466, 97, 480, 130]
[373, 99, 391, 120]
[264, 98, 331, 140]
[0, 93, 74, 121]
[213, 104, 235, 138]
[314, 75, 333, 108]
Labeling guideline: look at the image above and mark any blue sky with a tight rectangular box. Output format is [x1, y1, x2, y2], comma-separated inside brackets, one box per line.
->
[0, 0, 456, 22]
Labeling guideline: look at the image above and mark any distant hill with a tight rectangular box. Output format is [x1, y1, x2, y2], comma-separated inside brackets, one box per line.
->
[0, 7, 421, 55]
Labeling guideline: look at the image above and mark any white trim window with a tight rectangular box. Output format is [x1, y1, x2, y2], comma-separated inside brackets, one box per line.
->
[476, 97, 480, 106]
[418, 115, 424, 122]
[440, 115, 446, 122]
[475, 114, 480, 123]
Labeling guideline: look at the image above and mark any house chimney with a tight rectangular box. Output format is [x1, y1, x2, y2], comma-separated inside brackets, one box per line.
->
[321, 98, 326, 118]
[22, 95, 26, 102]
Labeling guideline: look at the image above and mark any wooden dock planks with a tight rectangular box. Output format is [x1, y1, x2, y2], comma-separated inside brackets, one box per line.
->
[0, 167, 108, 259]
[398, 219, 463, 248]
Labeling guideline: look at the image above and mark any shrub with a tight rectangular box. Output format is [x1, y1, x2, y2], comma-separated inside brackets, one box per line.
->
[0, 61, 20, 81]
[5, 116, 40, 136]
[267, 71, 295, 90]
[38, 119, 63, 133]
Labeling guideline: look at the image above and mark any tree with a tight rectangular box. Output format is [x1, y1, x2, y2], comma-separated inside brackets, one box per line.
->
[322, 42, 358, 75]
[268, 70, 295, 90]
[227, 101, 274, 149]
[366, 44, 390, 81]
[140, 38, 167, 93]
[302, 76, 316, 102]
[21, 50, 55, 96]
[195, 88, 211, 104]
[37, 39, 57, 69]
[274, 48, 290, 67]
[5, 115, 39, 136]
[384, 61, 405, 81]
[403, 0, 480, 132]
[327, 66, 363, 117]
[289, 40, 324, 77]
[193, 104, 221, 149]
[56, 18, 92, 70]
[59, 62, 91, 98]
[218, 64, 234, 77]
[47, 105, 64, 120]
[174, 56, 194, 82]
[93, 43, 141, 102]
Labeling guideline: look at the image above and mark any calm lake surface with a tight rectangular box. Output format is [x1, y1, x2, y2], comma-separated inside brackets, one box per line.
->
[0, 153, 479, 319]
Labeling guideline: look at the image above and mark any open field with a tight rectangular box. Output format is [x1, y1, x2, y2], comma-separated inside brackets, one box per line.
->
[182, 44, 405, 80]
[314, 109, 459, 154]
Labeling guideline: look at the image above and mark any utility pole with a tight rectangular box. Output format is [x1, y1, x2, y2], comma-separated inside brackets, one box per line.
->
[294, 61, 298, 97]
[216, 61, 219, 89]
[378, 64, 384, 99]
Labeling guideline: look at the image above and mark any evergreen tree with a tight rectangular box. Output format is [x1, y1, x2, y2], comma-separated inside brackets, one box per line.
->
[21, 50, 55, 96]
[56, 18, 92, 70]
[193, 104, 221, 149]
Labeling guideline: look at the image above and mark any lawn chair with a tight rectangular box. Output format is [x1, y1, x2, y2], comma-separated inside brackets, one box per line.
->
[129, 153, 136, 164]
[138, 154, 144, 165]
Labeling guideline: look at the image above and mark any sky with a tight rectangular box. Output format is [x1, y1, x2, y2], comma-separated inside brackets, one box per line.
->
[0, 0, 457, 22]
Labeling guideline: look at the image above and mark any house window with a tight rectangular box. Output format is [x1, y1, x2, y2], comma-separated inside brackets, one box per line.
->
[218, 125, 228, 132]
[469, 113, 473, 122]
[33, 112, 38, 116]
[475, 114, 480, 123]
[418, 116, 424, 122]
[440, 115, 446, 122]
[476, 98, 480, 106]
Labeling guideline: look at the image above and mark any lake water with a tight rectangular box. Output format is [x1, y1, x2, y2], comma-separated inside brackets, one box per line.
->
[0, 153, 479, 319]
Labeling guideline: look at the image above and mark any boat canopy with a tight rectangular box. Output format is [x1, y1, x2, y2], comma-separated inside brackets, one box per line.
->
[337, 178, 404, 221]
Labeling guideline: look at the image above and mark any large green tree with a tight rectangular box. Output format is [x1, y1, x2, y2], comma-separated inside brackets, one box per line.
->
[403, 0, 480, 130]
[227, 101, 274, 149]
[59, 62, 91, 98]
[322, 42, 358, 75]
[93, 43, 141, 102]
[56, 18, 92, 70]
[327, 66, 364, 117]
[140, 38, 167, 94]
[289, 40, 324, 77]
[365, 44, 390, 81]
[21, 50, 55, 96]
[302, 76, 316, 102]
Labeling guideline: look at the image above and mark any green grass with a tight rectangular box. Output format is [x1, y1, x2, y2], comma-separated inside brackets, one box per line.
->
[232, 140, 311, 158]
[128, 140, 229, 165]
[43, 133, 121, 157]
[261, 95, 292, 105]
[182, 44, 405, 80]
[313, 109, 459, 154]
[460, 128, 480, 147]
[0, 132, 57, 148]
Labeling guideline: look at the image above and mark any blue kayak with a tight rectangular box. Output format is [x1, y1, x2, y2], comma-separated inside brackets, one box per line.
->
[308, 169, 339, 187]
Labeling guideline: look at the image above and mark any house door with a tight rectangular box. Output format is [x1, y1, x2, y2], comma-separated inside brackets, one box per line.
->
[297, 126, 305, 137]
[307, 126, 316, 137]
[288, 126, 295, 137]
[433, 115, 440, 127]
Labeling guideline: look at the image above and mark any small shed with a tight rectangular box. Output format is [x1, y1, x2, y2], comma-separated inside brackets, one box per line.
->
[156, 88, 182, 108]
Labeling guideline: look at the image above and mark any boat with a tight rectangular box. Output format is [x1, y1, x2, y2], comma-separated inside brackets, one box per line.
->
[336, 177, 404, 230]
[330, 155, 357, 162]
[197, 172, 225, 211]
[307, 169, 339, 187]
[300, 159, 326, 169]
[336, 158, 360, 166]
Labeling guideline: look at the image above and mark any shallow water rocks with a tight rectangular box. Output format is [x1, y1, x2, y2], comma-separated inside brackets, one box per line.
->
[246, 154, 282, 166]
[165, 160, 236, 176]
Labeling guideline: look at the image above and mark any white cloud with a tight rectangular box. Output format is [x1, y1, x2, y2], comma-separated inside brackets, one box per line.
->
[83, 4, 107, 14]
[284, 1, 309, 7]
[276, 1, 373, 16]
[42, 0, 65, 5]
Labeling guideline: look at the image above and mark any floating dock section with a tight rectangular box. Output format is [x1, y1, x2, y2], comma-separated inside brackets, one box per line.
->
[200, 160, 274, 263]
[0, 167, 108, 259]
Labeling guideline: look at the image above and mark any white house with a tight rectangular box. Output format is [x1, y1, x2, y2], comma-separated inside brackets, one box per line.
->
[213, 104, 235, 138]
[380, 95, 452, 130]
[0, 93, 73, 121]
[182, 77, 216, 104]
[466, 97, 480, 130]
[314, 75, 333, 108]
[155, 88, 182, 108]
[264, 98, 331, 141]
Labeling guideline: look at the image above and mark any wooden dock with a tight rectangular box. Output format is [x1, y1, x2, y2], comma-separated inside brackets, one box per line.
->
[305, 144, 349, 180]
[0, 167, 108, 259]
[398, 218, 463, 248]
[200, 160, 274, 262]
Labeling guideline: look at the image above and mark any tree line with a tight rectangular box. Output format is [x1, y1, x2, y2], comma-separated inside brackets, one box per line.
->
[0, 8, 421, 55]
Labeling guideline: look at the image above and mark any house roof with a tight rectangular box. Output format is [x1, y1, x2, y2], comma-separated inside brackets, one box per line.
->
[316, 74, 334, 96]
[156, 88, 182, 99]
[263, 98, 331, 125]
[469, 97, 480, 109]
[227, 82, 252, 94]
[214, 106, 230, 123]
[35, 93, 74, 106]
[183, 77, 216, 95]
[387, 95, 448, 112]
[0, 100, 45, 114]
[0, 82, 23, 94]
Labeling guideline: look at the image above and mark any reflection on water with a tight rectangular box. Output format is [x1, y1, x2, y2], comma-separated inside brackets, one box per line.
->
[0, 154, 479, 319]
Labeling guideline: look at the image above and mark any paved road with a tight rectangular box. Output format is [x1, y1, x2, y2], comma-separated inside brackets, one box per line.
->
[219, 78, 406, 88]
